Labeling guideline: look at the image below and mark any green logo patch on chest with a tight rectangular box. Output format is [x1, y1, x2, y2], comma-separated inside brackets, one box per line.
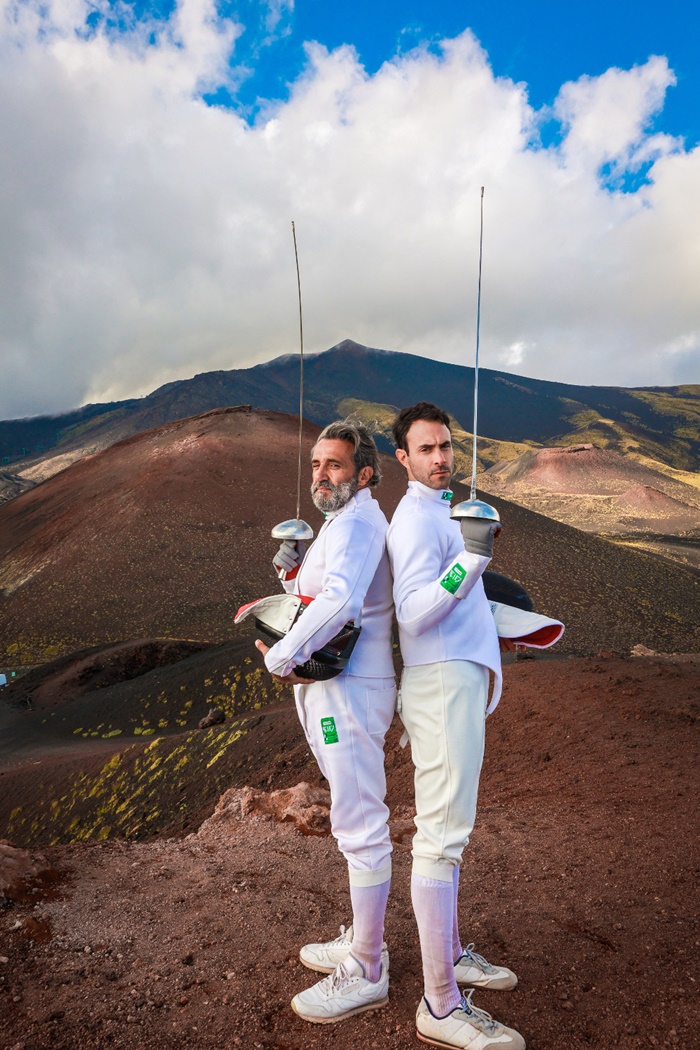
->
[321, 716, 339, 744]
[440, 562, 466, 594]
[441, 490, 453, 501]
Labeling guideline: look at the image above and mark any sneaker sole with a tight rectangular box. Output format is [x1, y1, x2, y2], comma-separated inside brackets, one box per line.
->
[417, 1023, 526, 1050]
[455, 974, 518, 991]
[417, 1031, 465, 1049]
[291, 996, 389, 1025]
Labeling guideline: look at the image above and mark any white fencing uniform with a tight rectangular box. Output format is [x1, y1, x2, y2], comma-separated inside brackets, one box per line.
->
[387, 481, 501, 882]
[265, 487, 395, 886]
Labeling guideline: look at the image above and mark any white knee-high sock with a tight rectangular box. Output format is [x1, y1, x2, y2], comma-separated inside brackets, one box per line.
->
[411, 872, 462, 1017]
[349, 879, 391, 983]
[452, 863, 463, 963]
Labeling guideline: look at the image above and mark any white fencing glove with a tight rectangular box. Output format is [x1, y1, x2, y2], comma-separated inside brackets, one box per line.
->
[459, 518, 501, 558]
[272, 540, 306, 581]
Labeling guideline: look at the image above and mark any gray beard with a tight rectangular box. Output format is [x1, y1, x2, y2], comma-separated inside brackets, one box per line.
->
[311, 476, 359, 513]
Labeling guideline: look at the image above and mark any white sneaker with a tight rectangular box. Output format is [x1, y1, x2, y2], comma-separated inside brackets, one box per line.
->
[291, 957, 389, 1024]
[454, 944, 518, 990]
[299, 923, 389, 974]
[416, 992, 525, 1049]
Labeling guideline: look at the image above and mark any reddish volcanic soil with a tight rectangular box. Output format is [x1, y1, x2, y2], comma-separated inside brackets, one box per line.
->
[612, 485, 698, 530]
[1, 407, 699, 663]
[615, 485, 688, 511]
[486, 444, 699, 501]
[0, 407, 404, 663]
[480, 444, 700, 563]
[1, 655, 698, 1050]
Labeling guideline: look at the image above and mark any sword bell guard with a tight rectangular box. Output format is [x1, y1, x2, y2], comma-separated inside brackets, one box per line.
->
[271, 518, 315, 542]
[450, 499, 501, 523]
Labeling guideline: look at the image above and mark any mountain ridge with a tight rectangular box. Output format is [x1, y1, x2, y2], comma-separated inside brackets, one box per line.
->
[2, 342, 698, 479]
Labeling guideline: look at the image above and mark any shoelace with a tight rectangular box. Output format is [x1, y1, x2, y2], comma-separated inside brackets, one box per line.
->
[459, 990, 500, 1034]
[329, 924, 351, 947]
[319, 961, 355, 996]
[461, 942, 497, 974]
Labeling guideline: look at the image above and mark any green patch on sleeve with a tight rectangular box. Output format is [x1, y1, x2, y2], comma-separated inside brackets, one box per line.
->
[440, 562, 466, 594]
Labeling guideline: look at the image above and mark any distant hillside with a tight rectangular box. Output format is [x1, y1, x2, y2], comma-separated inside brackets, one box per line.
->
[2, 342, 698, 485]
[485, 444, 700, 501]
[1, 406, 698, 665]
[551, 411, 700, 472]
[479, 444, 700, 569]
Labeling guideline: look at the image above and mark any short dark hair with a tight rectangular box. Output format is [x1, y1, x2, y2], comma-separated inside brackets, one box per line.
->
[315, 419, 382, 487]
[391, 402, 451, 452]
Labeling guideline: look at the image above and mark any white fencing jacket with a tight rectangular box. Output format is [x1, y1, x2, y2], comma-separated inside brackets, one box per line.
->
[264, 487, 395, 680]
[387, 481, 503, 713]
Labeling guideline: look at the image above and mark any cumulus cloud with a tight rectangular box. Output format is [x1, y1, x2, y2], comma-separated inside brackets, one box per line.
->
[553, 57, 677, 176]
[0, 1, 698, 420]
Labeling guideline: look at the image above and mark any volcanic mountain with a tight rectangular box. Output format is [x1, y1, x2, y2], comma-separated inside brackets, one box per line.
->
[1, 406, 698, 669]
[2, 342, 699, 485]
[0, 406, 323, 664]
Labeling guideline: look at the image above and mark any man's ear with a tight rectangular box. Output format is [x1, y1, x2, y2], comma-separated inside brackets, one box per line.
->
[395, 448, 408, 469]
[357, 465, 374, 488]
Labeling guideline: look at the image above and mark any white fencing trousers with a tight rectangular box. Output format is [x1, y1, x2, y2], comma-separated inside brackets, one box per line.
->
[399, 660, 488, 882]
[294, 674, 395, 887]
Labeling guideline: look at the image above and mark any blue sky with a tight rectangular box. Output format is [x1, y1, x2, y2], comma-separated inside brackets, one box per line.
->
[231, 1, 699, 145]
[0, 0, 698, 418]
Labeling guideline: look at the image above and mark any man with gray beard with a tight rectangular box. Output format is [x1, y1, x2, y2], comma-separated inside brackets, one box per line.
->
[254, 420, 395, 1025]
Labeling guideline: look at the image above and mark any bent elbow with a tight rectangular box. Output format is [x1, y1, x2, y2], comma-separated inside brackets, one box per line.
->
[396, 610, 426, 637]
[323, 584, 362, 625]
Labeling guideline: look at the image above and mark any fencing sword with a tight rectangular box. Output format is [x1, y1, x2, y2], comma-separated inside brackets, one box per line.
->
[451, 186, 501, 528]
[270, 221, 314, 544]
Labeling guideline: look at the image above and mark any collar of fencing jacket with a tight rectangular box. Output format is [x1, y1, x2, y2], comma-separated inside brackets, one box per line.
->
[407, 479, 454, 505]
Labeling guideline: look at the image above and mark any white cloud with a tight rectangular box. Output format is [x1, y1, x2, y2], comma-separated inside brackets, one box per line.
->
[553, 56, 677, 176]
[263, 0, 293, 38]
[0, 6, 698, 420]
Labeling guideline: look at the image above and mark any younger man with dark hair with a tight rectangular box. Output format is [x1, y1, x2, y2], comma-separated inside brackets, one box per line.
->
[387, 402, 525, 1050]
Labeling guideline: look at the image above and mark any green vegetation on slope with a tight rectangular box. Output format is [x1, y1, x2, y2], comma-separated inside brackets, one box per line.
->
[2, 660, 292, 848]
[5, 722, 254, 846]
[549, 410, 700, 471]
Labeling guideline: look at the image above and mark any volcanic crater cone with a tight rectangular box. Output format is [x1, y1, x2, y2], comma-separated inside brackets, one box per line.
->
[481, 443, 700, 564]
[0, 406, 326, 662]
[1, 407, 699, 665]
[613, 484, 693, 516]
[486, 443, 700, 499]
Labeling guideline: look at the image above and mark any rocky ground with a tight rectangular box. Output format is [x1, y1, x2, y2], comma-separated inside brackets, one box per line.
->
[1, 655, 699, 1050]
